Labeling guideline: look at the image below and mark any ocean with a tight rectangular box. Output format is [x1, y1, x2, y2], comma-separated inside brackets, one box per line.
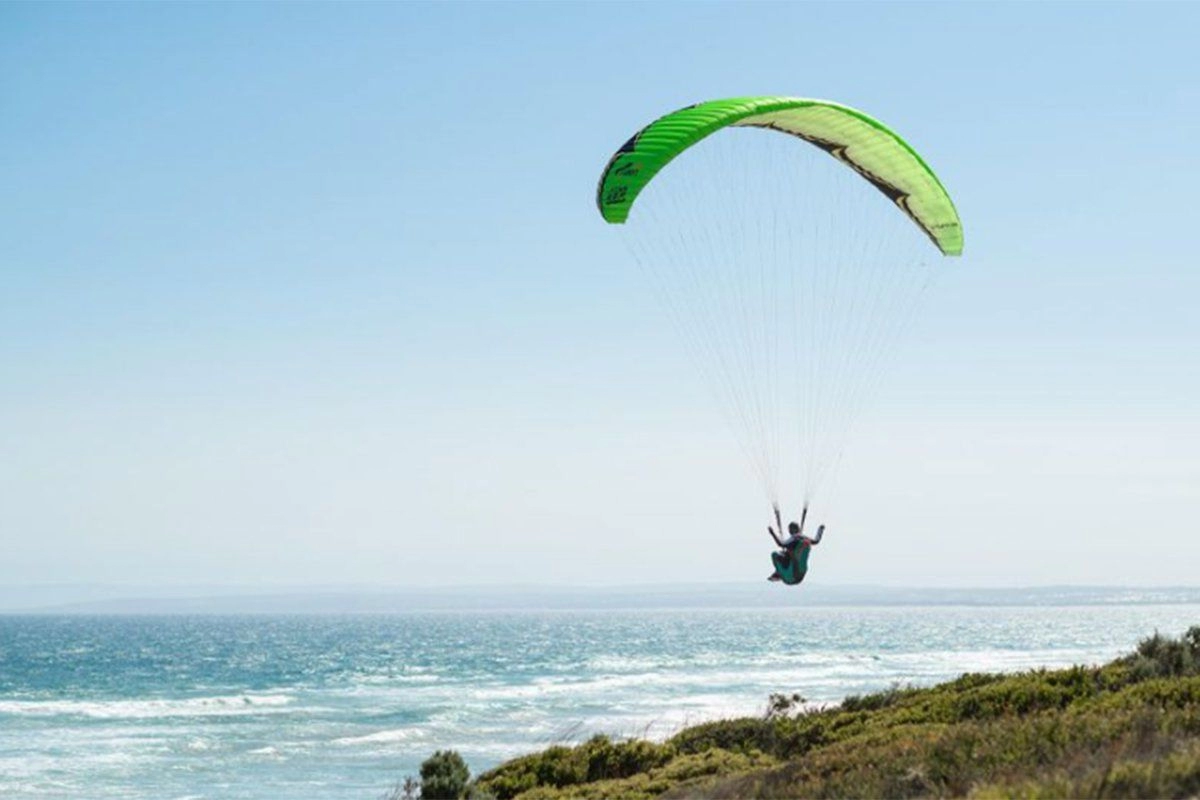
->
[1, 595, 1198, 799]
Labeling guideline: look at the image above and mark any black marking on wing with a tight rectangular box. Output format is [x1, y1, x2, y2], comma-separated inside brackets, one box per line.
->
[742, 121, 942, 249]
[597, 123, 652, 210]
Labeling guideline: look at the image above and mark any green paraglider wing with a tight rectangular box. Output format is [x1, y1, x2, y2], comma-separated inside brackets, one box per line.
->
[596, 96, 963, 256]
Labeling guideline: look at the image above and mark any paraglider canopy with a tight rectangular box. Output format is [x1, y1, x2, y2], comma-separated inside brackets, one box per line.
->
[597, 96, 962, 256]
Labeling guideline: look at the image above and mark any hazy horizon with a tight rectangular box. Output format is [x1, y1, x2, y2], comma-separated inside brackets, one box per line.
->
[4, 582, 1200, 616]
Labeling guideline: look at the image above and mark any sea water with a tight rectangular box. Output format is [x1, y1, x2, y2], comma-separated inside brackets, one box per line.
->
[2, 602, 1198, 799]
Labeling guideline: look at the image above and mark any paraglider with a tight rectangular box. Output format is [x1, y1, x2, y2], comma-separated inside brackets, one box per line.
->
[768, 504, 825, 585]
[595, 97, 963, 584]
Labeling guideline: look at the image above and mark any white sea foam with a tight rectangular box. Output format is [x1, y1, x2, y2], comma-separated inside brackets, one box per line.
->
[0, 692, 295, 720]
[247, 745, 283, 757]
[332, 727, 423, 746]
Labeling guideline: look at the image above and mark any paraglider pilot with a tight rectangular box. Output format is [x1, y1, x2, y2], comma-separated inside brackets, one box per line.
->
[768, 504, 824, 585]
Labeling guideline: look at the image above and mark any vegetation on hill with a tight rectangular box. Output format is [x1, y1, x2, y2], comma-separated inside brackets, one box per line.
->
[405, 626, 1200, 799]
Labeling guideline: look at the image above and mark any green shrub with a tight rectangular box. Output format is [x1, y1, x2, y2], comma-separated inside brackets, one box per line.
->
[668, 717, 778, 755]
[580, 735, 673, 781]
[515, 749, 776, 800]
[474, 736, 674, 799]
[765, 692, 806, 719]
[420, 750, 470, 800]
[841, 682, 915, 712]
[1115, 626, 1200, 681]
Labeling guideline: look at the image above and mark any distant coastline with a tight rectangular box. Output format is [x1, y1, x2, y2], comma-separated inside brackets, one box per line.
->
[4, 584, 1200, 615]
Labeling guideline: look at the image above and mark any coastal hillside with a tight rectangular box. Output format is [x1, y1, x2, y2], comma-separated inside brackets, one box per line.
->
[466, 627, 1200, 799]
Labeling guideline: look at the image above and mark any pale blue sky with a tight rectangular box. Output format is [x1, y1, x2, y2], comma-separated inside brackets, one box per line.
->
[2, 2, 1198, 591]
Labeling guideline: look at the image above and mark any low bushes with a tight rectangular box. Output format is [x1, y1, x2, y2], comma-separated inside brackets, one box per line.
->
[430, 626, 1200, 799]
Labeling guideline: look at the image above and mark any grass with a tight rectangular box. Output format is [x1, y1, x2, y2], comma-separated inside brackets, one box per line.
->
[468, 625, 1200, 799]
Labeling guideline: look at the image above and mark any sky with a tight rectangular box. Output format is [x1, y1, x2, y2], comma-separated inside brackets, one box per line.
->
[2, 2, 1198, 593]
